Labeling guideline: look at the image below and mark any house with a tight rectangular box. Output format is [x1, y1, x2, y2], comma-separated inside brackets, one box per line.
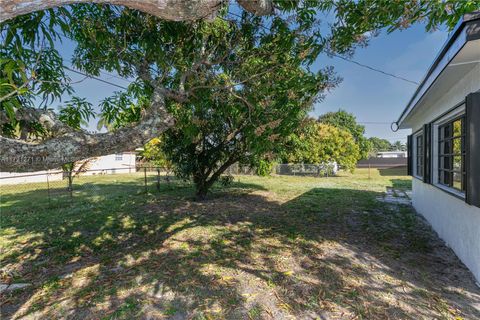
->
[376, 151, 407, 158]
[396, 12, 480, 282]
[78, 152, 136, 175]
[0, 152, 136, 185]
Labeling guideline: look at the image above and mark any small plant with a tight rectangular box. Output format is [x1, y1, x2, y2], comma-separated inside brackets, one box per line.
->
[255, 160, 275, 177]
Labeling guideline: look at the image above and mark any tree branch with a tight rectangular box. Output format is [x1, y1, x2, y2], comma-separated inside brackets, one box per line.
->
[1, 0, 273, 23]
[0, 87, 174, 172]
[0, 107, 74, 136]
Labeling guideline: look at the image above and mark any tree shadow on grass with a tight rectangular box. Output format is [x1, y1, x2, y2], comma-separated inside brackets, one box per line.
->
[378, 166, 408, 177]
[1, 182, 479, 319]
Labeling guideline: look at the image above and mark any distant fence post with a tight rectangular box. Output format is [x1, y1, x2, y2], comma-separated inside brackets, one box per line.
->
[46, 173, 51, 205]
[144, 167, 148, 193]
[67, 170, 73, 198]
[156, 168, 160, 192]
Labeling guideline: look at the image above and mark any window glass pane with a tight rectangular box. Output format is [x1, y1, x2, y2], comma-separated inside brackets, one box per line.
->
[453, 119, 462, 137]
[443, 156, 451, 170]
[453, 138, 461, 155]
[443, 140, 451, 154]
[437, 115, 465, 192]
[453, 172, 462, 190]
[453, 155, 462, 171]
[444, 124, 451, 138]
[443, 171, 451, 185]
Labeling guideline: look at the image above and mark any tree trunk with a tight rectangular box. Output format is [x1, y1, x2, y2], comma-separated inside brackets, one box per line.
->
[0, 0, 273, 23]
[195, 183, 209, 201]
[193, 156, 238, 201]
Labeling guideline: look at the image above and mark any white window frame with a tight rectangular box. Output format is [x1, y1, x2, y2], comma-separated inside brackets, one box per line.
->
[432, 105, 466, 198]
[115, 153, 123, 161]
[413, 131, 424, 180]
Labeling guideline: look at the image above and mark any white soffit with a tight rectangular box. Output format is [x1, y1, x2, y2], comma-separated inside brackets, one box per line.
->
[402, 39, 480, 126]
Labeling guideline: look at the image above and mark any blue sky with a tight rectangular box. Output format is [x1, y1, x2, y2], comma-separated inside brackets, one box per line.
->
[61, 20, 450, 143]
[311, 24, 449, 143]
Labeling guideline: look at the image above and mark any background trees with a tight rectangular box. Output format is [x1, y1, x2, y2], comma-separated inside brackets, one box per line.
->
[318, 109, 371, 159]
[368, 137, 393, 154]
[368, 137, 406, 154]
[281, 118, 360, 172]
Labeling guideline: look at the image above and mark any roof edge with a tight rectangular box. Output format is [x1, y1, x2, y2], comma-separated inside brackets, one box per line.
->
[396, 11, 480, 128]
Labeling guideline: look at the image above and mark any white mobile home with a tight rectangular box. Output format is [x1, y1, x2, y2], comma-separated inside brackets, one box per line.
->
[78, 152, 136, 175]
[0, 152, 136, 185]
[397, 12, 480, 282]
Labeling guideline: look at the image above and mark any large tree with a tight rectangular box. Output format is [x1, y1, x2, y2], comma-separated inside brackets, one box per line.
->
[0, 2, 322, 172]
[159, 15, 335, 199]
[0, 1, 476, 171]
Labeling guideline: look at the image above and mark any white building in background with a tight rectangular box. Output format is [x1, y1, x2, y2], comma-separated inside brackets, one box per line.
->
[376, 151, 407, 158]
[79, 152, 136, 175]
[397, 12, 480, 282]
[0, 152, 136, 185]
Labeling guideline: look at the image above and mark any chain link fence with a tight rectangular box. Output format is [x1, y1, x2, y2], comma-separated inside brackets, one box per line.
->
[0, 167, 189, 209]
[225, 163, 338, 177]
[1, 163, 338, 209]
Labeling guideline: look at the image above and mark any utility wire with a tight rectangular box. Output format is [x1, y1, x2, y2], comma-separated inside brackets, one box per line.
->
[63, 65, 128, 90]
[328, 53, 419, 85]
[226, 11, 419, 86]
[61, 12, 418, 94]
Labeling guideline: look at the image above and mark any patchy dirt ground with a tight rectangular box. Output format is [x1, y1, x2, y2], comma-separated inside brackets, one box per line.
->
[1, 172, 479, 319]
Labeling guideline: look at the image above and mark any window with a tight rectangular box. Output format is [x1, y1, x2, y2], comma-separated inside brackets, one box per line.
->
[115, 153, 123, 161]
[438, 116, 466, 192]
[415, 133, 424, 178]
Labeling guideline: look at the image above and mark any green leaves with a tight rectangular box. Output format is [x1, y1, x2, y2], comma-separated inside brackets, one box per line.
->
[282, 119, 360, 172]
[318, 110, 370, 160]
[58, 97, 95, 130]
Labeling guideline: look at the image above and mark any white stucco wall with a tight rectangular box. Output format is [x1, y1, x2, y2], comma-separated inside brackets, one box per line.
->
[412, 179, 480, 282]
[81, 152, 136, 175]
[0, 153, 137, 185]
[407, 63, 480, 282]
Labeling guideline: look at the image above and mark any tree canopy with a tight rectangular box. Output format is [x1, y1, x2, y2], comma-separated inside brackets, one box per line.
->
[281, 119, 360, 171]
[0, 1, 478, 171]
[318, 109, 370, 159]
[368, 137, 407, 154]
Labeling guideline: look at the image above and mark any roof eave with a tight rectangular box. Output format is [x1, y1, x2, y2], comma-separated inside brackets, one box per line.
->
[396, 12, 480, 128]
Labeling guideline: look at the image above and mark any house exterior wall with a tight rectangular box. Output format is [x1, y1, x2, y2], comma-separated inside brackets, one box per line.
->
[81, 152, 136, 175]
[0, 153, 137, 185]
[412, 179, 480, 282]
[408, 63, 480, 282]
[377, 151, 407, 158]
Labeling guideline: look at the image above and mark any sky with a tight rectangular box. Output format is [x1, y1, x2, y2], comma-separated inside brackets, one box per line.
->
[311, 24, 449, 143]
[59, 17, 451, 144]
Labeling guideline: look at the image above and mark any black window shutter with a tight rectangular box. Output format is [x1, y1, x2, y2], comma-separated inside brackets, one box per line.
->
[407, 134, 413, 176]
[466, 92, 480, 208]
[423, 123, 432, 184]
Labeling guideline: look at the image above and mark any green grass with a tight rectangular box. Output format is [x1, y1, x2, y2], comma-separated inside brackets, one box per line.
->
[1, 169, 479, 320]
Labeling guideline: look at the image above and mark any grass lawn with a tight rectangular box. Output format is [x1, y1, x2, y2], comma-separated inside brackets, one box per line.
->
[1, 169, 479, 319]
